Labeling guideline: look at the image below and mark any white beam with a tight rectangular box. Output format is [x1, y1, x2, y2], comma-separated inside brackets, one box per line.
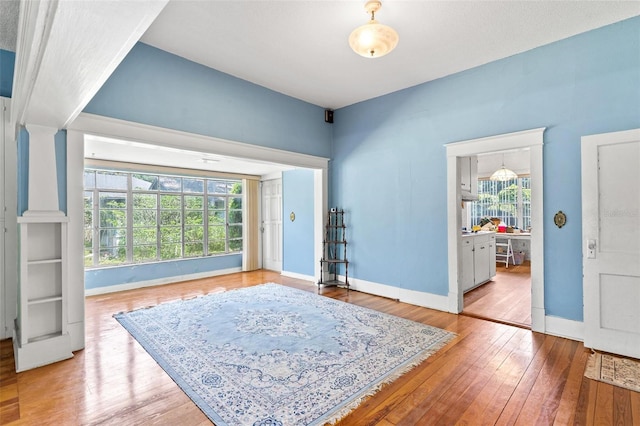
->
[12, 0, 168, 128]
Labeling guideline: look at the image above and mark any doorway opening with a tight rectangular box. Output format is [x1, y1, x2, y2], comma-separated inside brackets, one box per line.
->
[445, 128, 545, 333]
[462, 149, 532, 328]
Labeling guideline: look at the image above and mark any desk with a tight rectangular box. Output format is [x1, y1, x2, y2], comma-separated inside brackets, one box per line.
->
[496, 233, 531, 262]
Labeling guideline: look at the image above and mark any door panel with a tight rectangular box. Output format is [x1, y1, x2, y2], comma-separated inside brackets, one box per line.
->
[582, 129, 640, 359]
[262, 179, 282, 272]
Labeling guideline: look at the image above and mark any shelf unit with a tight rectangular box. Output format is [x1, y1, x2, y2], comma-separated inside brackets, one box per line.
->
[318, 208, 349, 288]
[14, 215, 73, 371]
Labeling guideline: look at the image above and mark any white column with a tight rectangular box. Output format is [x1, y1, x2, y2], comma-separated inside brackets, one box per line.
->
[23, 124, 63, 217]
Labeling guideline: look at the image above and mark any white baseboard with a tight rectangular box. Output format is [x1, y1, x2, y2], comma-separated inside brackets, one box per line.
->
[280, 270, 316, 284]
[85, 267, 242, 296]
[347, 276, 450, 312]
[544, 315, 584, 342]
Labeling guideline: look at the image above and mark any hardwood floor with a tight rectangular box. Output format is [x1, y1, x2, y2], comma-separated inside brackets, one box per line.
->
[2, 270, 639, 425]
[463, 262, 532, 328]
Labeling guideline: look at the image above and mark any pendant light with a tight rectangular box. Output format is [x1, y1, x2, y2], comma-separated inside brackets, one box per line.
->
[490, 154, 518, 181]
[349, 1, 399, 58]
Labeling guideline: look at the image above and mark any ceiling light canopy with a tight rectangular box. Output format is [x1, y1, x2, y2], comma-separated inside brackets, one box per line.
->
[349, 1, 399, 58]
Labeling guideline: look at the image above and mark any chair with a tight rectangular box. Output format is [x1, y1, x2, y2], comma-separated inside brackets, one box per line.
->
[495, 237, 515, 268]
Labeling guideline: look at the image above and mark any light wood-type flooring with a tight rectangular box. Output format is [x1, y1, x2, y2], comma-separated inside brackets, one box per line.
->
[463, 262, 532, 328]
[2, 270, 639, 425]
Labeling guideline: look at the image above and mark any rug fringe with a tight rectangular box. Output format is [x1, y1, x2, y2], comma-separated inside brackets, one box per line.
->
[322, 334, 456, 425]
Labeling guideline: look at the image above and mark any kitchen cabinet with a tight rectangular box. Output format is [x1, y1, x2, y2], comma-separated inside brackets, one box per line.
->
[462, 232, 496, 292]
[460, 155, 478, 201]
[461, 238, 474, 292]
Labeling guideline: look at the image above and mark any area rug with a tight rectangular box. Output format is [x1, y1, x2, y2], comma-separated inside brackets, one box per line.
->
[584, 351, 640, 393]
[114, 283, 455, 425]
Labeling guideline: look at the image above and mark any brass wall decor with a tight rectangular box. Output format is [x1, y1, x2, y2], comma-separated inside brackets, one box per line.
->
[554, 211, 566, 228]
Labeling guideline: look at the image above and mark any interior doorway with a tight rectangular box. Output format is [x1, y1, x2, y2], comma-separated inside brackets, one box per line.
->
[445, 128, 545, 333]
[461, 149, 532, 328]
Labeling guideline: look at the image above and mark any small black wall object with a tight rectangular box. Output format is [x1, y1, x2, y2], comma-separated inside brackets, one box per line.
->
[324, 109, 334, 123]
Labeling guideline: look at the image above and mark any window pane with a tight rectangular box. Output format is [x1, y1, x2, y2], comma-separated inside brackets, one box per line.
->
[208, 225, 226, 240]
[183, 178, 204, 193]
[133, 245, 157, 263]
[208, 240, 225, 254]
[133, 227, 156, 245]
[160, 227, 182, 243]
[207, 180, 228, 194]
[186, 211, 203, 225]
[160, 194, 181, 209]
[229, 239, 242, 252]
[99, 192, 126, 209]
[229, 210, 242, 224]
[160, 210, 181, 226]
[133, 193, 157, 209]
[229, 224, 242, 239]
[84, 191, 94, 267]
[96, 171, 127, 190]
[209, 211, 226, 225]
[184, 243, 204, 257]
[208, 196, 225, 210]
[99, 229, 126, 248]
[184, 226, 204, 242]
[132, 174, 158, 190]
[230, 181, 243, 194]
[99, 247, 126, 265]
[84, 171, 96, 188]
[158, 175, 181, 192]
[100, 209, 126, 228]
[133, 210, 157, 227]
[229, 197, 242, 210]
[160, 243, 181, 260]
[185, 195, 203, 210]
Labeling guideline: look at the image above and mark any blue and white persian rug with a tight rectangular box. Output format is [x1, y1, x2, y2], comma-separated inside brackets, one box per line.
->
[114, 283, 455, 425]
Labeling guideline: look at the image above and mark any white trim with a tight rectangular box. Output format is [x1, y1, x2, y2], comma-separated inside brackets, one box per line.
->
[545, 315, 584, 342]
[347, 276, 450, 312]
[69, 113, 330, 170]
[84, 267, 242, 296]
[280, 270, 316, 283]
[445, 128, 546, 333]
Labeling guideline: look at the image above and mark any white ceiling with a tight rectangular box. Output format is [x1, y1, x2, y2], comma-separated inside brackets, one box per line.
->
[84, 135, 294, 176]
[140, 1, 640, 109]
[4, 1, 640, 174]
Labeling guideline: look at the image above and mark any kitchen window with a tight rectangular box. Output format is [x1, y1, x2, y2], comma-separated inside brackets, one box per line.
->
[84, 169, 243, 268]
[470, 177, 531, 230]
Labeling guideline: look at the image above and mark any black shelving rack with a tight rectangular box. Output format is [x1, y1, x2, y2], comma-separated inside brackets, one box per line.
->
[318, 208, 349, 289]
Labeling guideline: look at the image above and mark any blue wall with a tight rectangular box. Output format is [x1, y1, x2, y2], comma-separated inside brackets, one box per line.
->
[85, 43, 332, 159]
[85, 254, 242, 290]
[331, 17, 640, 321]
[0, 49, 15, 97]
[83, 43, 332, 290]
[282, 169, 315, 276]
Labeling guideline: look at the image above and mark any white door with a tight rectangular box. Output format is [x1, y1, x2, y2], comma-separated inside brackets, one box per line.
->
[582, 128, 640, 359]
[262, 179, 282, 272]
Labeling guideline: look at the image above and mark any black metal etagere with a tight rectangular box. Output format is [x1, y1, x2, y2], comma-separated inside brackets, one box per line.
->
[318, 208, 349, 289]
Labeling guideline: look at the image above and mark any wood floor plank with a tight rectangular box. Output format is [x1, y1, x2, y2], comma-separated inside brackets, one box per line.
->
[1, 270, 639, 426]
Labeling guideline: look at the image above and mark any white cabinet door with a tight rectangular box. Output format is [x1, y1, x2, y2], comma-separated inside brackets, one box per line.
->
[582, 129, 640, 359]
[460, 156, 478, 200]
[474, 241, 490, 285]
[461, 239, 474, 292]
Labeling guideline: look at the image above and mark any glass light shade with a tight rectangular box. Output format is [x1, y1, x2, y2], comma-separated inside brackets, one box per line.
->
[490, 166, 518, 181]
[349, 20, 399, 58]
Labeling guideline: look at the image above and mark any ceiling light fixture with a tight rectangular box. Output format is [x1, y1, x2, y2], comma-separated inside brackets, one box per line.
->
[490, 154, 518, 181]
[349, 0, 399, 58]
